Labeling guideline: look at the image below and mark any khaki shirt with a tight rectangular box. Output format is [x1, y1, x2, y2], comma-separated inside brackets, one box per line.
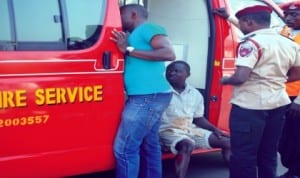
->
[231, 28, 300, 109]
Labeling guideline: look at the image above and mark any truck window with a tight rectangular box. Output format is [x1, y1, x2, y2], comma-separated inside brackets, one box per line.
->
[66, 0, 106, 50]
[0, 0, 106, 51]
[14, 0, 63, 50]
[0, 0, 13, 50]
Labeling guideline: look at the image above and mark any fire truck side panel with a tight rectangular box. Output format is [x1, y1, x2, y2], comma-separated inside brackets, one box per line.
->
[0, 0, 124, 177]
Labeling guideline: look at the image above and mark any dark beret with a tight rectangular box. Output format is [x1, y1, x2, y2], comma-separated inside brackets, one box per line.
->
[280, 2, 300, 11]
[235, 5, 272, 18]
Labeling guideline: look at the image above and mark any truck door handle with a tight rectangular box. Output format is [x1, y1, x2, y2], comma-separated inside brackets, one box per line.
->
[102, 51, 111, 69]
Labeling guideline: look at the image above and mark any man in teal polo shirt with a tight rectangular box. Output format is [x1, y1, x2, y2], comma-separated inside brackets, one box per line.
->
[110, 4, 175, 178]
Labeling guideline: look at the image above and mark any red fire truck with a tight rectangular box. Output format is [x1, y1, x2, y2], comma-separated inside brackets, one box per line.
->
[0, 0, 284, 177]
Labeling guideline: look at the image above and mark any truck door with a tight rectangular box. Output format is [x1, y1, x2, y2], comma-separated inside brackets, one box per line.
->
[120, 0, 220, 127]
[0, 0, 124, 177]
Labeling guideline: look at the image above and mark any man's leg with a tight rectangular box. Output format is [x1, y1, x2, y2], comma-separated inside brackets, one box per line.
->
[159, 131, 195, 178]
[257, 106, 286, 178]
[229, 105, 266, 178]
[278, 97, 300, 177]
[280, 113, 300, 177]
[291, 113, 300, 177]
[114, 95, 153, 178]
[139, 120, 163, 178]
[138, 93, 172, 178]
[209, 134, 231, 163]
[174, 139, 194, 178]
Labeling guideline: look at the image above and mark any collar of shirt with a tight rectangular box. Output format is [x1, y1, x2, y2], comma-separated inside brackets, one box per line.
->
[242, 28, 277, 40]
[171, 84, 194, 96]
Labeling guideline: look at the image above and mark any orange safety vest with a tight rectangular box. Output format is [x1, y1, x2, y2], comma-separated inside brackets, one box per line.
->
[281, 25, 300, 97]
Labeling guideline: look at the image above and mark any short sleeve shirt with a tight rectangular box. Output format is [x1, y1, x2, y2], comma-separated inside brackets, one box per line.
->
[159, 84, 204, 132]
[124, 23, 171, 95]
[231, 28, 300, 109]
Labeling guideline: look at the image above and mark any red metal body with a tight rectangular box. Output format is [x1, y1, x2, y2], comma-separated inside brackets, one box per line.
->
[0, 0, 283, 177]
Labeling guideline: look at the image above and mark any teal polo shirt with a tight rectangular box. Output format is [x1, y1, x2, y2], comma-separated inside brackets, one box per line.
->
[124, 23, 171, 95]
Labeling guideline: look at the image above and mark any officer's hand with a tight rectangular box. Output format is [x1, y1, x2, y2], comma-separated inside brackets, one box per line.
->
[213, 7, 230, 19]
[286, 102, 300, 118]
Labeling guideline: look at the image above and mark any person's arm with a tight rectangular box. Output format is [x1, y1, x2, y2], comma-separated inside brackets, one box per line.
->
[227, 16, 240, 28]
[110, 29, 175, 61]
[287, 43, 300, 82]
[129, 35, 176, 61]
[287, 66, 300, 82]
[213, 7, 240, 28]
[286, 55, 300, 117]
[193, 117, 216, 131]
[220, 66, 252, 85]
[221, 37, 260, 86]
[193, 117, 229, 138]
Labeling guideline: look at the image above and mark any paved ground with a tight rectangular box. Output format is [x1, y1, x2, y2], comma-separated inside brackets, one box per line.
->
[163, 151, 287, 178]
[74, 151, 287, 178]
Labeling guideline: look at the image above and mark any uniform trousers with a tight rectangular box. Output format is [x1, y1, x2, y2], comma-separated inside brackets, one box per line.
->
[229, 104, 287, 178]
[279, 97, 300, 176]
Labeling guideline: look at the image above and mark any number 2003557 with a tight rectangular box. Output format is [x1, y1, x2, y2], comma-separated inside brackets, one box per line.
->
[0, 115, 49, 128]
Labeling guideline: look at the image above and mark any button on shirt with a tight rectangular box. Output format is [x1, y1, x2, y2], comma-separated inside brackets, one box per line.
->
[231, 28, 300, 110]
[159, 84, 205, 136]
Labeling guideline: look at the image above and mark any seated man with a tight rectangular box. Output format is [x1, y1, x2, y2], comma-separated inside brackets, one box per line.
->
[159, 60, 231, 178]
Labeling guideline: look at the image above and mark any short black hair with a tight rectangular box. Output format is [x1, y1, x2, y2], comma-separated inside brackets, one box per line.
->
[167, 60, 191, 74]
[120, 4, 148, 19]
[239, 12, 271, 26]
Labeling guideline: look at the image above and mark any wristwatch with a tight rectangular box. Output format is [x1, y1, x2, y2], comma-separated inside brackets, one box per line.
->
[125, 46, 135, 56]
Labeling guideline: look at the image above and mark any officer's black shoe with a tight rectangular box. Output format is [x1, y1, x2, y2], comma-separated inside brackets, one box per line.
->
[277, 171, 300, 178]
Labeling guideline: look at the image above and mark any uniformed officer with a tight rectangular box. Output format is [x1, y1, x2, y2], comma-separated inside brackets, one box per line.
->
[278, 2, 300, 178]
[220, 5, 300, 178]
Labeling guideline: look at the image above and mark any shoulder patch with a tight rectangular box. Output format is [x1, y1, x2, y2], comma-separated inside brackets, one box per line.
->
[236, 34, 262, 60]
[238, 42, 254, 57]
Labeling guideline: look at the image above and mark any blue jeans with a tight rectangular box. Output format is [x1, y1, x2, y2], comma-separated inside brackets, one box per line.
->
[113, 93, 172, 178]
[229, 104, 287, 178]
